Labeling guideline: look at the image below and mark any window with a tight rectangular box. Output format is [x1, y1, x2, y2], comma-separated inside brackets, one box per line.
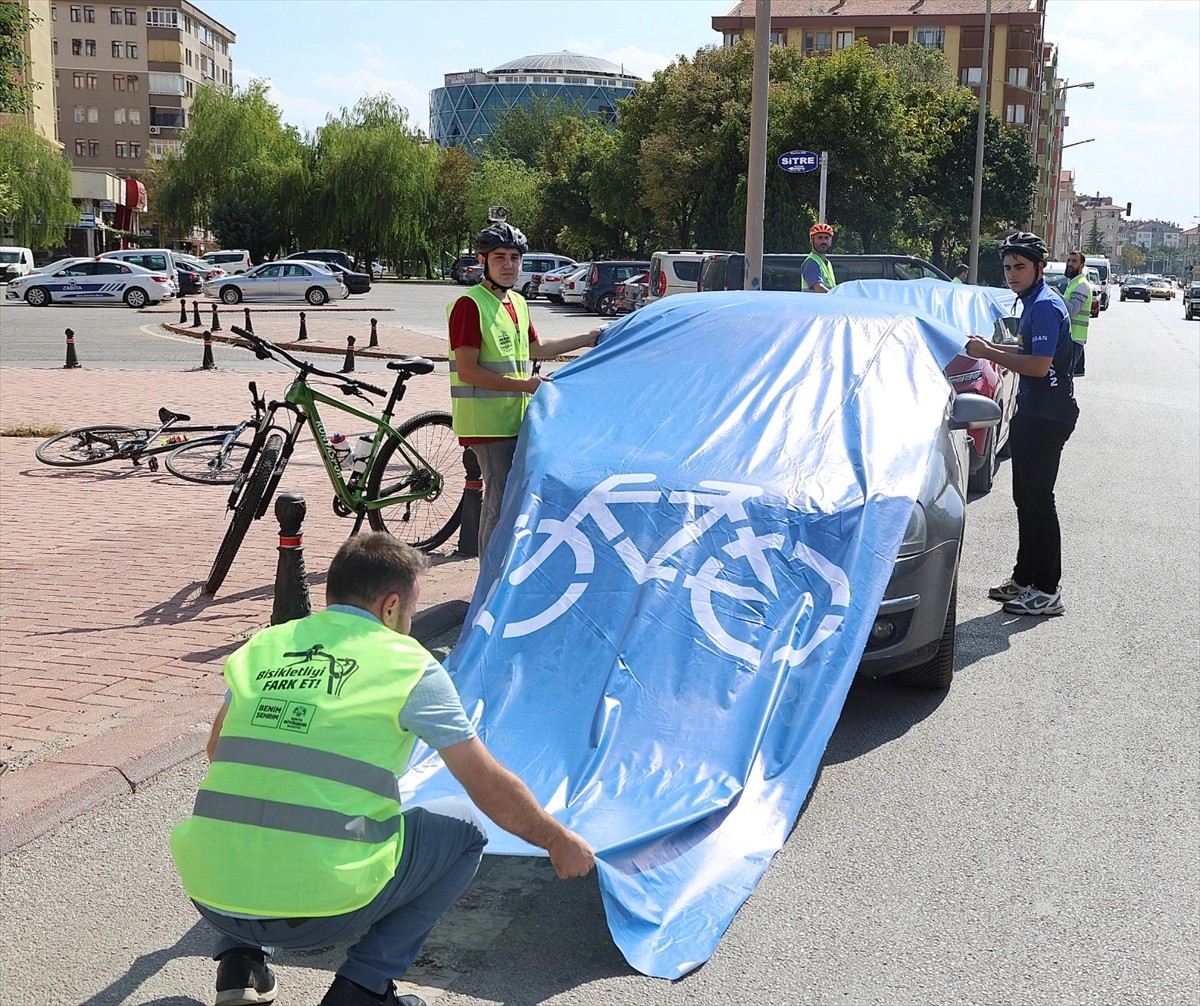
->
[85, 38, 96, 56]
[125, 8, 135, 25]
[961, 67, 982, 86]
[87, 106, 97, 123]
[185, 49, 192, 66]
[112, 40, 122, 57]
[129, 141, 140, 158]
[83, 5, 95, 22]
[86, 73, 97, 89]
[74, 105, 86, 122]
[70, 5, 81, 21]
[52, 38, 58, 55]
[126, 43, 137, 58]
[128, 73, 139, 92]
[114, 107, 125, 123]
[116, 141, 127, 157]
[72, 38, 82, 55]
[112, 73, 125, 90]
[88, 139, 100, 155]
[1007, 67, 1030, 88]
[149, 72, 185, 95]
[914, 27, 945, 51]
[110, 7, 121, 23]
[804, 31, 832, 52]
[836, 31, 854, 49]
[769, 31, 785, 46]
[52, 4, 58, 19]
[146, 7, 178, 27]
[73, 72, 84, 88]
[128, 107, 139, 124]
[1006, 103, 1027, 124]
[75, 138, 86, 155]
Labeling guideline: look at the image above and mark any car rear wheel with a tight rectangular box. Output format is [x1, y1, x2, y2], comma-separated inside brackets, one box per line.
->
[124, 287, 148, 309]
[967, 426, 995, 495]
[306, 287, 329, 306]
[597, 293, 617, 317]
[521, 283, 532, 298]
[898, 578, 956, 690]
[220, 286, 242, 305]
[24, 286, 50, 307]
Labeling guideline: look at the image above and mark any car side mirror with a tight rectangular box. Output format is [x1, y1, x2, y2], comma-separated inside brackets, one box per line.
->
[949, 392, 1001, 431]
[993, 316, 1019, 345]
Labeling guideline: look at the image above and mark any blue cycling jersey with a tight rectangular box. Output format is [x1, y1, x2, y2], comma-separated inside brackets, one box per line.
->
[1016, 279, 1078, 427]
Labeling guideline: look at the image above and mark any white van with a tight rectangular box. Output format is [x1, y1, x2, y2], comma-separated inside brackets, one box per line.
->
[517, 253, 575, 300]
[100, 248, 179, 295]
[646, 250, 730, 306]
[1085, 255, 1111, 309]
[0, 246, 36, 284]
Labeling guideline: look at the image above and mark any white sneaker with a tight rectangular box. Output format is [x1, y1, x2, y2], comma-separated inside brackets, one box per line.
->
[1002, 588, 1065, 617]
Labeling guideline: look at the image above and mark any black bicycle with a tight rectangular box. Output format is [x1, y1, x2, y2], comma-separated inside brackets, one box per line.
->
[204, 328, 463, 595]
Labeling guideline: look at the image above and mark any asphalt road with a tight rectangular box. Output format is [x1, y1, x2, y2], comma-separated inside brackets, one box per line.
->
[1, 292, 1197, 1005]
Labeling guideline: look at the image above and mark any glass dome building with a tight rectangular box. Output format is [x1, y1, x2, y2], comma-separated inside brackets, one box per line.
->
[429, 51, 643, 153]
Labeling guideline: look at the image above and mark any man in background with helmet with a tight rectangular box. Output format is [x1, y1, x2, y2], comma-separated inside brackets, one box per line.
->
[448, 222, 602, 558]
[965, 232, 1078, 618]
[801, 222, 837, 292]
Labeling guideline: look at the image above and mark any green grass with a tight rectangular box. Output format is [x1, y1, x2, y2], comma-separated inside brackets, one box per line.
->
[1, 424, 64, 438]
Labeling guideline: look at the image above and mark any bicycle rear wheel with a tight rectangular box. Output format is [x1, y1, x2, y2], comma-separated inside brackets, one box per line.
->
[205, 432, 283, 595]
[166, 439, 252, 485]
[35, 425, 151, 467]
[365, 411, 463, 551]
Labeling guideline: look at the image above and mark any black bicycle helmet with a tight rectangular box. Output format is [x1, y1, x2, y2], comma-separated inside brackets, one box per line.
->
[999, 231, 1048, 264]
[474, 222, 528, 256]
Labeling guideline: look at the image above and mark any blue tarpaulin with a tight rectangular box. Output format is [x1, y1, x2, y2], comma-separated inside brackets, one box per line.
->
[829, 277, 1019, 335]
[400, 291, 967, 978]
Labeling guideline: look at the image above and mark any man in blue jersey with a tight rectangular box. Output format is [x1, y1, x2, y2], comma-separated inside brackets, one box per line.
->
[965, 232, 1078, 617]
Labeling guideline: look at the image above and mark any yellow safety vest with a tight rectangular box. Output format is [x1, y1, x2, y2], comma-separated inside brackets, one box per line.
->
[1064, 275, 1092, 344]
[448, 285, 532, 437]
[801, 253, 836, 292]
[170, 611, 429, 918]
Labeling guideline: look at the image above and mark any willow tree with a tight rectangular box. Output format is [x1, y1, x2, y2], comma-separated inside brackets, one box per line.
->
[0, 123, 76, 247]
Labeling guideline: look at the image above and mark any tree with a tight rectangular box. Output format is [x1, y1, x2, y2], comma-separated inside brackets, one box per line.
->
[0, 3, 40, 115]
[486, 95, 583, 169]
[0, 122, 76, 247]
[1084, 218, 1105, 255]
[432, 144, 475, 263]
[463, 155, 545, 242]
[1119, 244, 1146, 272]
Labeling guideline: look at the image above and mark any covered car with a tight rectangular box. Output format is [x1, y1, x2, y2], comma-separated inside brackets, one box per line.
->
[400, 293, 998, 979]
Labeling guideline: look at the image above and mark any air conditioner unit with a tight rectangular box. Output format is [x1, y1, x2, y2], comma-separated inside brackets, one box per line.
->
[148, 125, 161, 135]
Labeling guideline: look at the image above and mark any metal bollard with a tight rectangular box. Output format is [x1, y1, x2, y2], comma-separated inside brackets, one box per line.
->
[243, 307, 253, 334]
[297, 311, 308, 341]
[456, 447, 482, 557]
[339, 335, 356, 373]
[63, 328, 81, 369]
[178, 297, 187, 323]
[271, 493, 312, 625]
[201, 329, 216, 370]
[368, 317, 379, 348]
[210, 303, 221, 331]
[191, 300, 202, 327]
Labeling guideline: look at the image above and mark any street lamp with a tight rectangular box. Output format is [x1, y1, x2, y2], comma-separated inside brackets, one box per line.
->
[1054, 80, 1095, 94]
[1062, 138, 1096, 150]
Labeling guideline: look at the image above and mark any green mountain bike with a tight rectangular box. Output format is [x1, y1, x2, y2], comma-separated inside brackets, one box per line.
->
[204, 328, 463, 596]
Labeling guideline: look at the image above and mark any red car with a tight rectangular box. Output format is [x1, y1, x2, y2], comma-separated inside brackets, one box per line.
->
[944, 351, 1017, 495]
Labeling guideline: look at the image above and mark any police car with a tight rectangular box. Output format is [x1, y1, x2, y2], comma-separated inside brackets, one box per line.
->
[6, 256, 175, 308]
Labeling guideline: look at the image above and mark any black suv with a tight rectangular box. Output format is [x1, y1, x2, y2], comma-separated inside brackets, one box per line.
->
[1184, 282, 1200, 321]
[287, 251, 370, 294]
[583, 260, 651, 316]
[698, 253, 950, 292]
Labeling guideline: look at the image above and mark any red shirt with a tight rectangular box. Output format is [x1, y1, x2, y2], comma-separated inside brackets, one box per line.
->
[448, 295, 538, 446]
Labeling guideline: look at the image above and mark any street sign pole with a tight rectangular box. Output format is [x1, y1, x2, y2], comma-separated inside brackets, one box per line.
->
[818, 151, 829, 224]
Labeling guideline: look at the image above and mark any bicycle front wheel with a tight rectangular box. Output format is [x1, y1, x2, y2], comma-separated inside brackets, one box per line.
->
[166, 439, 252, 485]
[35, 425, 151, 467]
[366, 411, 463, 551]
[205, 432, 283, 595]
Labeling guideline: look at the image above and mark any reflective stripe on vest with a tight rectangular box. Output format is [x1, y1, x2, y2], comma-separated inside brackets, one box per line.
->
[1064, 275, 1092, 343]
[169, 611, 429, 918]
[447, 286, 531, 436]
[801, 252, 836, 291]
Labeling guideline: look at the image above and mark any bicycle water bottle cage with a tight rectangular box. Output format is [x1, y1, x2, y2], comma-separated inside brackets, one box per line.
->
[158, 407, 191, 423]
[386, 357, 434, 376]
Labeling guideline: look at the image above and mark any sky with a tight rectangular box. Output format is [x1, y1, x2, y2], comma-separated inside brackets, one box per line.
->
[198, 0, 1200, 229]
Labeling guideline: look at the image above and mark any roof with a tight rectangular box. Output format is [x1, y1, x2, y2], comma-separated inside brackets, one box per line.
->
[489, 51, 637, 77]
[718, 0, 1041, 18]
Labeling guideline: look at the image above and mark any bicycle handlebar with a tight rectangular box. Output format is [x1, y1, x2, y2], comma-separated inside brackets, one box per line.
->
[229, 326, 388, 397]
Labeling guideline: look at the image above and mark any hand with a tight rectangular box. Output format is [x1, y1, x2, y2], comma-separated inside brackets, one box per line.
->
[964, 336, 991, 360]
[546, 829, 596, 879]
[525, 374, 551, 393]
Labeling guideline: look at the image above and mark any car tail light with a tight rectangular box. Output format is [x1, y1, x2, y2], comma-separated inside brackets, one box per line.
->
[590, 265, 599, 284]
[533, 274, 542, 283]
[151, 275, 170, 283]
[657, 272, 667, 297]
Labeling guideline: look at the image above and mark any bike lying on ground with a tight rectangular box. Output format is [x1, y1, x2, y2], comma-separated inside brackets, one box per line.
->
[35, 389, 265, 485]
[204, 327, 463, 596]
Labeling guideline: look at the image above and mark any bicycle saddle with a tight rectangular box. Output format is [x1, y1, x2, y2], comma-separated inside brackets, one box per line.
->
[158, 407, 191, 423]
[386, 357, 434, 376]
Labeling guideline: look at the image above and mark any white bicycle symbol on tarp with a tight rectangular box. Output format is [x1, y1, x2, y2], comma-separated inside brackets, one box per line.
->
[473, 474, 851, 669]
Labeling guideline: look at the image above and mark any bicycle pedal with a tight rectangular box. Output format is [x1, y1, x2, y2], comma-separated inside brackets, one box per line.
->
[148, 457, 159, 472]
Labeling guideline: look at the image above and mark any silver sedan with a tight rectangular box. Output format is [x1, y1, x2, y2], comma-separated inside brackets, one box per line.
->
[204, 261, 343, 306]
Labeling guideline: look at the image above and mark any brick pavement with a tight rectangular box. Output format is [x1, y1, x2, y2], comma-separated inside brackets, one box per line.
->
[0, 343, 482, 854]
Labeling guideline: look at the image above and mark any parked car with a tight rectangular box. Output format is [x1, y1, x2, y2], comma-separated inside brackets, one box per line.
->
[204, 260, 343, 305]
[583, 260, 651, 316]
[1120, 276, 1152, 302]
[615, 269, 650, 313]
[646, 250, 727, 305]
[5, 256, 174, 308]
[291, 258, 370, 295]
[1044, 265, 1100, 318]
[1148, 278, 1175, 300]
[0, 246, 36, 284]
[371, 261, 384, 279]
[175, 266, 203, 296]
[460, 263, 484, 285]
[449, 254, 479, 283]
[99, 248, 180, 295]
[1185, 283, 1200, 320]
[175, 252, 225, 282]
[698, 253, 951, 292]
[561, 264, 592, 307]
[538, 263, 584, 304]
[516, 253, 576, 299]
[287, 249, 357, 272]
[202, 249, 253, 275]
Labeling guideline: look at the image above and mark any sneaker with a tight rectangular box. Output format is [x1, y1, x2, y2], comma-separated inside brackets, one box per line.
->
[215, 949, 277, 1005]
[1002, 587, 1065, 617]
[319, 975, 425, 1006]
[988, 577, 1028, 602]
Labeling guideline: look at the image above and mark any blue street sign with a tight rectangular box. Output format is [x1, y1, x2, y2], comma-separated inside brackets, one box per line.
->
[777, 150, 820, 174]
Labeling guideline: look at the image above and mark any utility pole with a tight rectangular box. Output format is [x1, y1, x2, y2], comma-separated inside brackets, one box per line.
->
[744, 0, 771, 291]
[968, 0, 992, 283]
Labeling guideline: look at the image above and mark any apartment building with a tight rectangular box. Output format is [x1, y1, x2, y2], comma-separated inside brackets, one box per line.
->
[2, 0, 59, 144]
[1073, 194, 1122, 258]
[51, 0, 235, 173]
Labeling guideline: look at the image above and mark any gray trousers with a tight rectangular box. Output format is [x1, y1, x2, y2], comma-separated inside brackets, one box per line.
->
[470, 439, 518, 561]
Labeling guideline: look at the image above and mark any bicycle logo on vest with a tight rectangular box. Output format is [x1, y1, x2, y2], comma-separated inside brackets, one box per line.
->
[278, 644, 359, 697]
[472, 474, 851, 668]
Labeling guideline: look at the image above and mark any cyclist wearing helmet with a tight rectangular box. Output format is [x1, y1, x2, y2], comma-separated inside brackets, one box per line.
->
[802, 222, 836, 292]
[448, 222, 602, 558]
[965, 231, 1078, 618]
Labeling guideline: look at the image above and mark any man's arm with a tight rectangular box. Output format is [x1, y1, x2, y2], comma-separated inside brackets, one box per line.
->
[802, 258, 830, 293]
[206, 702, 228, 761]
[529, 327, 604, 359]
[1066, 283, 1091, 316]
[454, 344, 545, 394]
[438, 737, 595, 879]
[964, 336, 1052, 377]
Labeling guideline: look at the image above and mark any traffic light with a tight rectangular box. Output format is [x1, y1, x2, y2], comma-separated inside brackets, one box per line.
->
[1125, 202, 1132, 216]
